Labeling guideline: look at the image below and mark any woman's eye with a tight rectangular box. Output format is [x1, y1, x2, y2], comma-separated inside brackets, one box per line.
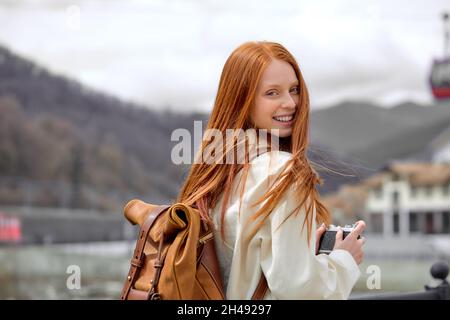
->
[266, 87, 298, 96]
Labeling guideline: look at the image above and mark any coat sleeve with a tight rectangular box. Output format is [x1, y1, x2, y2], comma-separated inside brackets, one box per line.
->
[256, 159, 361, 299]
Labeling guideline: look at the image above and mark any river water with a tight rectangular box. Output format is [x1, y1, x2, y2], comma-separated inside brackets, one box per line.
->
[0, 241, 447, 299]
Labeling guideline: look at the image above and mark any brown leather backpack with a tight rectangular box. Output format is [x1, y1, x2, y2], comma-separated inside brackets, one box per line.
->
[120, 199, 267, 300]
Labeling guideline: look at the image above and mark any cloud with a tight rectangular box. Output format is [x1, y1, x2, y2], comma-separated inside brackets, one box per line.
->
[0, 0, 447, 112]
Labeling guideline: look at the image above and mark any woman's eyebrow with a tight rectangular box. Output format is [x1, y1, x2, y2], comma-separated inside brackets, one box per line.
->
[264, 81, 299, 88]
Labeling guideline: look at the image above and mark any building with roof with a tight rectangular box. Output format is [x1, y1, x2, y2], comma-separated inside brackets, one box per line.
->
[364, 162, 450, 237]
[323, 121, 450, 240]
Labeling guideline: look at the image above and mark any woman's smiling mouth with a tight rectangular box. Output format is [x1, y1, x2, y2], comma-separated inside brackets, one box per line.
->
[272, 111, 295, 126]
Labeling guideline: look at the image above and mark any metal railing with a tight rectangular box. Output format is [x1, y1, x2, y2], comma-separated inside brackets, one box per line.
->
[352, 261, 450, 300]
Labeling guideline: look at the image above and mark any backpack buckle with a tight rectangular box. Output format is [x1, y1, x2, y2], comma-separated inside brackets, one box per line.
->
[149, 292, 161, 300]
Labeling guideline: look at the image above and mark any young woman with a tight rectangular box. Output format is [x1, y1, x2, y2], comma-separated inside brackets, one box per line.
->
[177, 41, 366, 299]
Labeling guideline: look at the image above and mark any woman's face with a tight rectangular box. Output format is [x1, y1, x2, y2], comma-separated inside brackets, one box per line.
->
[250, 59, 299, 138]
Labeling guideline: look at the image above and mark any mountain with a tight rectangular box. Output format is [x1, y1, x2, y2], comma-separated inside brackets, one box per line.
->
[0, 44, 208, 210]
[310, 100, 450, 170]
[1, 43, 449, 207]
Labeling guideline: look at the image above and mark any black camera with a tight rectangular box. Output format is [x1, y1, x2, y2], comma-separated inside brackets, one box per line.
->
[318, 224, 360, 255]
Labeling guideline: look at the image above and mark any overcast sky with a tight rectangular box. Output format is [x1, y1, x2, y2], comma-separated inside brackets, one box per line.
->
[0, 0, 448, 113]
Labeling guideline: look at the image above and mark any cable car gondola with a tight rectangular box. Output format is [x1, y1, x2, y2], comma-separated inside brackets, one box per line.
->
[429, 12, 450, 100]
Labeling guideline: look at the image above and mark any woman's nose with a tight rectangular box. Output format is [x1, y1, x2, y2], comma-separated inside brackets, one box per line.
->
[282, 94, 297, 109]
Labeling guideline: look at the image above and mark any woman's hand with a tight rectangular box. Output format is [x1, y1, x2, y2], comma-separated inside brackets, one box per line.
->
[333, 220, 366, 265]
[315, 223, 327, 255]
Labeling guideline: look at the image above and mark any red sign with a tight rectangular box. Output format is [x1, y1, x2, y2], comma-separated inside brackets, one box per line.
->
[0, 213, 22, 243]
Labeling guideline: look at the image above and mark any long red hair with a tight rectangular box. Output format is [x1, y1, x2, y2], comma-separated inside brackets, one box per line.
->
[177, 41, 331, 245]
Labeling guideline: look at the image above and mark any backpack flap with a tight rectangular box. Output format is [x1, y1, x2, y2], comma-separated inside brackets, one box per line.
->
[158, 203, 202, 299]
[123, 199, 159, 226]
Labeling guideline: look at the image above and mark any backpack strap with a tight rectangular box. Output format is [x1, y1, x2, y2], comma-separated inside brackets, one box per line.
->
[121, 204, 170, 300]
[196, 203, 268, 300]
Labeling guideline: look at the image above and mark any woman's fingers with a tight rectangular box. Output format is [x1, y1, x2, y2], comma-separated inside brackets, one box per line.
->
[349, 220, 366, 239]
[358, 236, 367, 245]
[331, 222, 366, 265]
[335, 227, 343, 242]
[316, 223, 326, 237]
[315, 223, 327, 254]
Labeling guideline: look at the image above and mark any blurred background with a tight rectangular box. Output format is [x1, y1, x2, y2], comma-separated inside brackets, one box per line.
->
[0, 0, 449, 299]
